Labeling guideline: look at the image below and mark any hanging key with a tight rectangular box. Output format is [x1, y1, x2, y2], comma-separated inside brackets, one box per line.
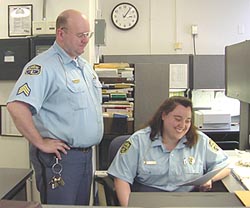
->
[49, 157, 65, 189]
[49, 176, 59, 189]
[56, 175, 65, 186]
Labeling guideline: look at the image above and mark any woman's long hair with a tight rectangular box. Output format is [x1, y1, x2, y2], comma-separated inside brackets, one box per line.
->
[146, 96, 198, 147]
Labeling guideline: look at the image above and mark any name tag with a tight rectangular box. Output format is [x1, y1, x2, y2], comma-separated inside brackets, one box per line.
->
[144, 160, 157, 165]
[72, 79, 80, 83]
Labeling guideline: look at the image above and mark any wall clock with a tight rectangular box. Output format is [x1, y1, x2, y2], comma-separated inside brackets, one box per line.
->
[111, 2, 139, 30]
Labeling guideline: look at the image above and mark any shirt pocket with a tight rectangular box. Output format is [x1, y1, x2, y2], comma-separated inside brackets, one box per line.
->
[139, 162, 166, 176]
[65, 70, 87, 110]
[180, 160, 203, 182]
[183, 160, 203, 174]
[138, 162, 167, 185]
[92, 78, 103, 103]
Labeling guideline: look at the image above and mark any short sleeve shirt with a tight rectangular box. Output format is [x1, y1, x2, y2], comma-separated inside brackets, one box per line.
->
[108, 127, 229, 191]
[7, 42, 103, 147]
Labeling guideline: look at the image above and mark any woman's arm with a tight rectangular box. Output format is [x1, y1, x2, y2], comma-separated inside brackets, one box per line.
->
[200, 167, 231, 191]
[114, 177, 131, 206]
[212, 167, 231, 182]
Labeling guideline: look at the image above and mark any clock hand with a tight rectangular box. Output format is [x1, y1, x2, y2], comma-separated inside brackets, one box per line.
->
[123, 7, 131, 18]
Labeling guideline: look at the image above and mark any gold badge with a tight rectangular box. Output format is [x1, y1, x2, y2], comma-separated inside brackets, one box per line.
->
[188, 156, 195, 165]
[209, 139, 219, 152]
[120, 140, 131, 154]
[25, 64, 41, 75]
[17, 83, 31, 96]
[183, 156, 195, 165]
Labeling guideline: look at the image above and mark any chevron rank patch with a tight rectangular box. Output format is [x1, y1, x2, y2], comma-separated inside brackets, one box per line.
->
[209, 139, 219, 152]
[17, 83, 31, 96]
[120, 140, 131, 154]
[24, 64, 41, 75]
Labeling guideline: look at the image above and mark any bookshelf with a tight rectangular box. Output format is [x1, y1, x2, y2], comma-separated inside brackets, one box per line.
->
[94, 63, 135, 169]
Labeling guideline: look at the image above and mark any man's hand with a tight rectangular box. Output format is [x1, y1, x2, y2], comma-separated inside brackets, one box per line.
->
[38, 138, 70, 159]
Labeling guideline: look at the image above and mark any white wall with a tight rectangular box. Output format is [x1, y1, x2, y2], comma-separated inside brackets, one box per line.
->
[99, 0, 250, 55]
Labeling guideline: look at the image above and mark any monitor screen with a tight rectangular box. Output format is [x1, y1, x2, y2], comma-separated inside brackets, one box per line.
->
[225, 40, 250, 103]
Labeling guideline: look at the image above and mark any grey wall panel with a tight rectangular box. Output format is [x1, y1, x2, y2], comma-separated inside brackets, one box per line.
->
[134, 63, 169, 130]
[193, 55, 225, 89]
[102, 54, 190, 64]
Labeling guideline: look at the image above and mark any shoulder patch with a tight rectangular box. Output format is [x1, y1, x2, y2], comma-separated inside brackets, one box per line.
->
[120, 140, 131, 154]
[25, 64, 41, 75]
[209, 139, 220, 152]
[17, 83, 31, 96]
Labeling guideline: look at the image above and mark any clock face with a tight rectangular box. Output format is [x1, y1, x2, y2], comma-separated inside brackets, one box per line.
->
[111, 3, 139, 30]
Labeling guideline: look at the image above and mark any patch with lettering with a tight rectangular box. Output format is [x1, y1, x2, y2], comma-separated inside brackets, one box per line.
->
[209, 139, 219, 152]
[17, 83, 31, 96]
[120, 140, 131, 154]
[24, 64, 41, 75]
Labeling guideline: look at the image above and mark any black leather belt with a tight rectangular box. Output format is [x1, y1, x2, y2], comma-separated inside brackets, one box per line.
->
[70, 146, 92, 152]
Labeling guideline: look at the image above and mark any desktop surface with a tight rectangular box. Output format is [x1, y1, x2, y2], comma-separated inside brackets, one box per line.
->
[128, 192, 243, 207]
[0, 168, 33, 200]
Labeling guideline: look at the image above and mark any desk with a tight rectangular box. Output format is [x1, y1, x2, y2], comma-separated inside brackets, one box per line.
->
[128, 192, 243, 207]
[222, 173, 245, 192]
[0, 168, 33, 200]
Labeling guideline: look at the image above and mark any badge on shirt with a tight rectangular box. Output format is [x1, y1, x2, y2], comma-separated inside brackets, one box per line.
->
[17, 83, 31, 96]
[183, 156, 195, 165]
[120, 140, 131, 154]
[24, 64, 41, 75]
[209, 139, 220, 152]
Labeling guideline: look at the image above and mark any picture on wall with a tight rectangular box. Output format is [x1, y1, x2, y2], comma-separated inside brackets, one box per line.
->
[8, 4, 33, 37]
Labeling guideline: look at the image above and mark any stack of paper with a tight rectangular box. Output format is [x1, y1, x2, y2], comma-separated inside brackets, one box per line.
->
[231, 151, 250, 190]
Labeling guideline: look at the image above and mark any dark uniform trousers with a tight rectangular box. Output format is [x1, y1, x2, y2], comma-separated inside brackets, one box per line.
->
[30, 144, 93, 205]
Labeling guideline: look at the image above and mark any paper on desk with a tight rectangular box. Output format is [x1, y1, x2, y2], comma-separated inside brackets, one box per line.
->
[178, 164, 228, 186]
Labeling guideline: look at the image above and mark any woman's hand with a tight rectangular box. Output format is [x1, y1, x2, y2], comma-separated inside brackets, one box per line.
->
[199, 180, 212, 192]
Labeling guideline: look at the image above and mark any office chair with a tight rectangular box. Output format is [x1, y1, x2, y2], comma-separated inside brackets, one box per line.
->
[95, 134, 131, 206]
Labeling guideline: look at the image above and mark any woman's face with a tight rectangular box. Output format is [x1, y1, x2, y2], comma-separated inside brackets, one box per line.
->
[161, 104, 192, 141]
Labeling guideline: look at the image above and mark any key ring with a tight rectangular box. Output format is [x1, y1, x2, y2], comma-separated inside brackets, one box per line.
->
[52, 157, 63, 175]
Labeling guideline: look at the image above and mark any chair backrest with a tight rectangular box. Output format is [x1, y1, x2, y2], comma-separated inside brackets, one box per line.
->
[95, 135, 131, 206]
[108, 135, 131, 165]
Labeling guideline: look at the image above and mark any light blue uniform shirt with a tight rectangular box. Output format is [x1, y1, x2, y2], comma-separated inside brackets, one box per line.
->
[8, 42, 103, 147]
[108, 127, 229, 191]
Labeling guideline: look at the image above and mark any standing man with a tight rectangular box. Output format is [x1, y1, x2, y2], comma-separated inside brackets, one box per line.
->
[7, 9, 103, 205]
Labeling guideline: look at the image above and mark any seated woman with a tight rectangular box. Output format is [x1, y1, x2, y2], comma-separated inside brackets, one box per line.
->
[108, 96, 230, 206]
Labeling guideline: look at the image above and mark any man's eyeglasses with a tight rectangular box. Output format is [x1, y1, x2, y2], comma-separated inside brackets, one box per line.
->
[61, 27, 94, 39]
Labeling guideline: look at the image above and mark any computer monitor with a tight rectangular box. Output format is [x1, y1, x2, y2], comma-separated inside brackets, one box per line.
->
[225, 40, 250, 103]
